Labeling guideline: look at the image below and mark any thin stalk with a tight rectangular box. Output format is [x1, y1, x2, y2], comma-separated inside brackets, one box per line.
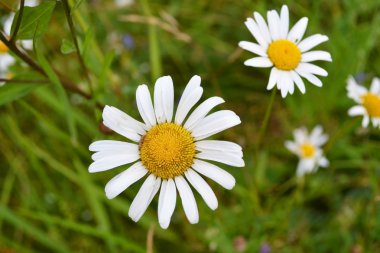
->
[325, 117, 360, 152]
[61, 0, 93, 95]
[256, 88, 277, 151]
[141, 0, 162, 81]
[10, 0, 25, 43]
[0, 78, 49, 84]
[0, 32, 101, 107]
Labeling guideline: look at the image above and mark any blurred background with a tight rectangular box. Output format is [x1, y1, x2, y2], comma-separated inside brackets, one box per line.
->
[1, 0, 380, 252]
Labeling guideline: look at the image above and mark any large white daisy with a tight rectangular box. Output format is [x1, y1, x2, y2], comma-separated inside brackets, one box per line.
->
[89, 75, 244, 229]
[347, 76, 380, 128]
[285, 125, 329, 177]
[239, 5, 332, 97]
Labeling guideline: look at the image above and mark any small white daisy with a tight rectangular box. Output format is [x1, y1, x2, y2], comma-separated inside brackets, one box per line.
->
[347, 76, 380, 128]
[239, 5, 332, 97]
[89, 75, 244, 229]
[285, 125, 329, 177]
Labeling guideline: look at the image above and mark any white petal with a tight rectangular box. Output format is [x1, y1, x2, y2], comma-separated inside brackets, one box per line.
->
[136, 85, 156, 128]
[346, 76, 367, 103]
[298, 34, 329, 52]
[238, 41, 267, 57]
[290, 70, 306, 94]
[128, 174, 161, 222]
[280, 72, 294, 97]
[196, 151, 244, 167]
[195, 140, 242, 154]
[301, 51, 332, 62]
[370, 77, 380, 94]
[244, 18, 269, 49]
[244, 57, 273, 68]
[91, 147, 139, 161]
[267, 10, 281, 41]
[175, 176, 199, 224]
[309, 125, 327, 145]
[293, 127, 308, 144]
[348, 106, 366, 116]
[296, 70, 323, 87]
[3, 14, 14, 36]
[267, 67, 279, 90]
[192, 159, 236, 190]
[154, 76, 166, 124]
[191, 110, 241, 140]
[0, 54, 15, 72]
[89, 140, 138, 152]
[21, 40, 33, 50]
[161, 76, 174, 122]
[184, 97, 225, 130]
[185, 169, 218, 210]
[297, 63, 328, 77]
[158, 179, 177, 229]
[89, 153, 140, 173]
[287, 17, 308, 43]
[279, 5, 289, 39]
[296, 159, 316, 177]
[105, 162, 147, 199]
[253, 12, 272, 44]
[285, 141, 298, 154]
[362, 115, 370, 128]
[102, 105, 146, 139]
[175, 75, 203, 125]
[318, 156, 329, 168]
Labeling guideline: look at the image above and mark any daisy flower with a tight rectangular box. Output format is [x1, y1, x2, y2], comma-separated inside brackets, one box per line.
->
[347, 76, 380, 128]
[89, 75, 244, 229]
[285, 125, 329, 177]
[239, 5, 332, 97]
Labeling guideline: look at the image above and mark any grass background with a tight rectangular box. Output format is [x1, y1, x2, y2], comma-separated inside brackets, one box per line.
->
[1, 0, 380, 252]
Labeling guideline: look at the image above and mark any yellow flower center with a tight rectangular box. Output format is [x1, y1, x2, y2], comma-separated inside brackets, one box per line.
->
[361, 93, 380, 117]
[139, 123, 195, 179]
[267, 40, 301, 71]
[0, 41, 9, 54]
[300, 143, 315, 158]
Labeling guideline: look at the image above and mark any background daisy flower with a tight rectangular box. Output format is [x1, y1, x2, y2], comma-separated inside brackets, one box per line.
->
[347, 76, 380, 128]
[0, 41, 15, 82]
[239, 5, 332, 97]
[89, 75, 244, 229]
[285, 125, 329, 177]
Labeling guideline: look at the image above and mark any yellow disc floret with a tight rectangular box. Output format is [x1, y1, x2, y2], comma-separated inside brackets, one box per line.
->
[361, 93, 380, 117]
[267, 39, 301, 71]
[0, 41, 9, 54]
[300, 143, 315, 158]
[140, 123, 195, 179]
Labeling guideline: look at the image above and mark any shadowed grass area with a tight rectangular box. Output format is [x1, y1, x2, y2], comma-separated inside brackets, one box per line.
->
[1, 0, 380, 252]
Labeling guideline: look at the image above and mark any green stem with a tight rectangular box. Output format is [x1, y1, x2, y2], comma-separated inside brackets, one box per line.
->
[141, 0, 162, 81]
[10, 0, 25, 43]
[256, 88, 277, 151]
[325, 117, 360, 152]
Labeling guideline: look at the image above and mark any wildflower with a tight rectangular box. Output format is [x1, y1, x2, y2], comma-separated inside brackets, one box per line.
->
[285, 125, 329, 177]
[347, 76, 380, 128]
[0, 41, 15, 81]
[89, 75, 244, 228]
[239, 5, 332, 97]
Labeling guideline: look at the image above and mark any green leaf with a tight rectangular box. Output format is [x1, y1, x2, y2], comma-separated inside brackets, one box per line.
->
[11, 1, 56, 40]
[0, 82, 39, 106]
[60, 39, 76, 54]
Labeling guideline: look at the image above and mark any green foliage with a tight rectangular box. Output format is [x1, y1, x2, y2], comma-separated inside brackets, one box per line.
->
[10, 1, 56, 40]
[1, 0, 380, 253]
